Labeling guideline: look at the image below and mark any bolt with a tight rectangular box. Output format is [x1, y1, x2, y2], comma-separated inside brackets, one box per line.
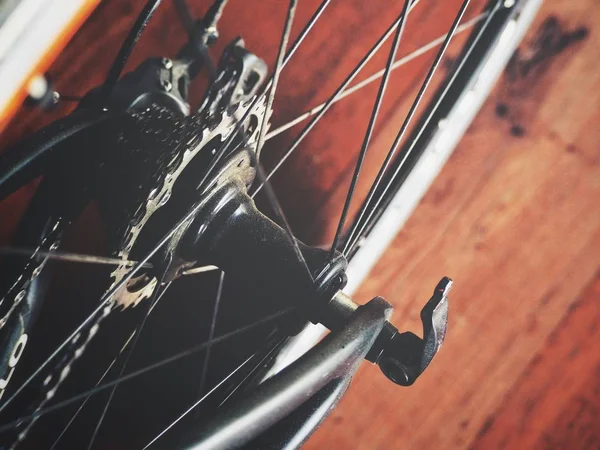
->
[161, 58, 173, 70]
[503, 0, 515, 7]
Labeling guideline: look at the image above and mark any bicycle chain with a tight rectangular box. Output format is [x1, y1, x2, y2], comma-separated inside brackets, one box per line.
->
[0, 219, 64, 397]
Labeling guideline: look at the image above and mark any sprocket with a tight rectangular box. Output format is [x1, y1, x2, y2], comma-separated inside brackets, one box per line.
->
[105, 96, 270, 309]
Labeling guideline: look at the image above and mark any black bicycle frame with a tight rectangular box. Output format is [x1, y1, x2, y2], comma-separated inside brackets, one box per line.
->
[177, 297, 391, 450]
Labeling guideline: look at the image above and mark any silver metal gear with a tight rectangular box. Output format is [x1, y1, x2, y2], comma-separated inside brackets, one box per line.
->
[109, 95, 270, 309]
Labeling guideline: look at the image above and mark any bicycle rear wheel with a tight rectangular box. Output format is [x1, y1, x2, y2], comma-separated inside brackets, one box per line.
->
[0, 0, 540, 448]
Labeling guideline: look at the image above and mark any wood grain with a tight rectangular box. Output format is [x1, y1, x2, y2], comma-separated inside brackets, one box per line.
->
[0, 0, 599, 448]
[470, 271, 600, 450]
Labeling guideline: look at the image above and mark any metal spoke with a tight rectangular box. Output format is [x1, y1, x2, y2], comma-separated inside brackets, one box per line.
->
[86, 280, 172, 449]
[172, 0, 331, 267]
[281, 0, 332, 70]
[0, 246, 151, 268]
[0, 307, 294, 435]
[50, 274, 174, 449]
[216, 335, 286, 408]
[173, 0, 229, 45]
[147, 334, 285, 448]
[180, 0, 314, 282]
[195, 271, 225, 402]
[255, 0, 298, 163]
[203, 0, 230, 31]
[342, 0, 475, 256]
[99, 0, 163, 105]
[48, 331, 137, 450]
[329, 0, 412, 259]
[180, 0, 331, 186]
[251, 0, 423, 197]
[143, 353, 255, 449]
[249, 0, 316, 281]
[263, 12, 488, 141]
[2, 0, 323, 416]
[0, 196, 215, 413]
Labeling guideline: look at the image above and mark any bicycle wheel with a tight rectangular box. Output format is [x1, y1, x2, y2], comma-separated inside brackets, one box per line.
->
[0, 0, 540, 448]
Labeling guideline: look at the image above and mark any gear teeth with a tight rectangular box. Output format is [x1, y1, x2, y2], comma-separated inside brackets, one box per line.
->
[109, 95, 270, 310]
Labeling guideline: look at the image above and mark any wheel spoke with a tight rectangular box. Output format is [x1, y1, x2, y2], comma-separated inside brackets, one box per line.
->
[255, 0, 298, 161]
[342, 0, 477, 256]
[202, 0, 230, 31]
[0, 307, 294, 435]
[263, 12, 489, 141]
[147, 333, 287, 448]
[174, 0, 229, 44]
[48, 331, 137, 450]
[51, 276, 173, 449]
[143, 353, 255, 449]
[329, 0, 413, 258]
[180, 0, 314, 282]
[181, 0, 331, 182]
[249, 0, 316, 281]
[99, 0, 163, 105]
[216, 335, 287, 408]
[0, 196, 217, 413]
[195, 271, 225, 402]
[281, 0, 332, 69]
[251, 0, 423, 198]
[0, 246, 151, 268]
[86, 280, 173, 449]
[2, 0, 322, 416]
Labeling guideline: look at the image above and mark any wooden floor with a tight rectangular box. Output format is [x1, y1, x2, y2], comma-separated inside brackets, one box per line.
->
[1, 0, 599, 448]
